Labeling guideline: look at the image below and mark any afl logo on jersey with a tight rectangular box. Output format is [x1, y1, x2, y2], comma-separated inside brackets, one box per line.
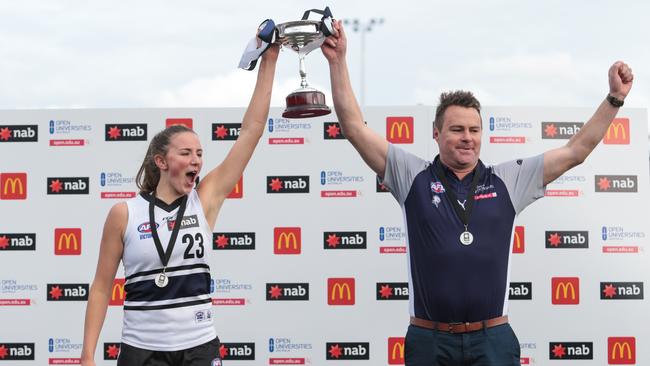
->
[137, 222, 159, 233]
[430, 181, 445, 193]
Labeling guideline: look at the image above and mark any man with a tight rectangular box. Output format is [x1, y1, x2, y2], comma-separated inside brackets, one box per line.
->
[321, 20, 633, 366]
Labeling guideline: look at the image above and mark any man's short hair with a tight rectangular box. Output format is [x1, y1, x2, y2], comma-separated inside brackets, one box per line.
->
[434, 90, 481, 131]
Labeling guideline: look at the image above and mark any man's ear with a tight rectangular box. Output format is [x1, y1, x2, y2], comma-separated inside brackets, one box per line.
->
[433, 127, 440, 142]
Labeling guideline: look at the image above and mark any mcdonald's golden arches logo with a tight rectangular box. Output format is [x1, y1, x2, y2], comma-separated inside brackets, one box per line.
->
[388, 337, 405, 364]
[551, 277, 579, 305]
[386, 117, 414, 144]
[54, 228, 81, 255]
[328, 278, 355, 305]
[603, 118, 630, 145]
[227, 176, 243, 199]
[512, 226, 525, 253]
[274, 227, 301, 254]
[608, 337, 635, 364]
[0, 173, 27, 200]
[109, 278, 126, 306]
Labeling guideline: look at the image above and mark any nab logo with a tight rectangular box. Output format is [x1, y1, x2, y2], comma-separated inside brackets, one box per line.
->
[595, 175, 637, 193]
[105, 124, 148, 141]
[376, 175, 390, 193]
[324, 122, 345, 140]
[328, 278, 355, 305]
[103, 343, 121, 360]
[377, 282, 409, 300]
[509, 282, 532, 300]
[47, 177, 89, 195]
[0, 125, 38, 142]
[274, 227, 301, 254]
[0, 343, 35, 360]
[552, 277, 579, 305]
[549, 342, 593, 360]
[166, 118, 193, 129]
[608, 337, 635, 364]
[0, 173, 27, 200]
[512, 226, 525, 253]
[0, 233, 36, 251]
[326, 342, 370, 360]
[386, 117, 414, 143]
[267, 176, 310, 193]
[109, 278, 126, 306]
[266, 283, 309, 301]
[545, 231, 589, 248]
[54, 228, 81, 255]
[47, 283, 89, 301]
[219, 343, 255, 361]
[601, 282, 644, 300]
[213, 232, 255, 250]
[323, 231, 367, 249]
[603, 118, 630, 145]
[388, 337, 405, 365]
[226, 176, 243, 199]
[212, 123, 241, 141]
[541, 122, 584, 139]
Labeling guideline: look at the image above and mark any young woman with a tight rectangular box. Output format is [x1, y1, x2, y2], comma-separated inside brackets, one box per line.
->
[80, 44, 279, 366]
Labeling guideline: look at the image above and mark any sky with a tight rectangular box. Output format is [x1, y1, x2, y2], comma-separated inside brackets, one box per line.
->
[1, 0, 649, 138]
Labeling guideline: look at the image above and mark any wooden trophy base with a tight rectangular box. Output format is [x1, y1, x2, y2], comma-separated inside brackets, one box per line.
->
[282, 90, 331, 119]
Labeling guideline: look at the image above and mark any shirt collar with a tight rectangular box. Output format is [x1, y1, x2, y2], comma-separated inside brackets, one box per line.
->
[433, 155, 484, 185]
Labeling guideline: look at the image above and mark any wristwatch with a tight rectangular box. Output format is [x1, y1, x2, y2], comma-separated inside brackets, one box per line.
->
[606, 94, 624, 108]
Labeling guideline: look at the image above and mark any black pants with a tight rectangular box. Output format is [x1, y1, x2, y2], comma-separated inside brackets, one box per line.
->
[405, 324, 521, 366]
[117, 337, 221, 366]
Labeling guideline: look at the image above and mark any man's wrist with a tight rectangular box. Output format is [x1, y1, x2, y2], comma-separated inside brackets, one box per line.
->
[606, 93, 624, 108]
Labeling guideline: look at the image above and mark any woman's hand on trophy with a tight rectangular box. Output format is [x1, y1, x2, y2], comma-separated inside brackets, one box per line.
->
[322, 20, 346, 63]
[262, 43, 280, 63]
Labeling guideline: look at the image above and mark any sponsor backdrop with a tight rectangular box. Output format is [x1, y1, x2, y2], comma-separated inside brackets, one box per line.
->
[0, 106, 648, 365]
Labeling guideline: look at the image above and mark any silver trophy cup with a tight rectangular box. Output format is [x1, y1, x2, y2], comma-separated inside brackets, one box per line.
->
[276, 19, 331, 118]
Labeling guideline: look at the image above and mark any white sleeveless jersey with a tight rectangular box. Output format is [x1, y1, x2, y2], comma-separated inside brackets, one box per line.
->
[121, 189, 216, 351]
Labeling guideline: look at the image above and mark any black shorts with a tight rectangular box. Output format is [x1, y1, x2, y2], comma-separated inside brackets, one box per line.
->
[117, 337, 221, 366]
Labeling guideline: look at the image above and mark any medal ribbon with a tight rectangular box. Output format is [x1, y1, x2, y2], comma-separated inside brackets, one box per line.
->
[433, 156, 481, 233]
[149, 193, 188, 272]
